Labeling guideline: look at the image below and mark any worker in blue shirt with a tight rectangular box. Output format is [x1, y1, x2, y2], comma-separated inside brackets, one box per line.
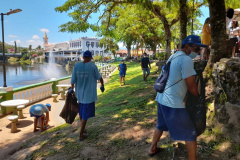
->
[71, 50, 105, 141]
[118, 60, 127, 86]
[29, 103, 51, 132]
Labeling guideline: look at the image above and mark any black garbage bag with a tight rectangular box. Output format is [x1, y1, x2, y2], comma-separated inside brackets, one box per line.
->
[59, 90, 79, 124]
[185, 69, 206, 136]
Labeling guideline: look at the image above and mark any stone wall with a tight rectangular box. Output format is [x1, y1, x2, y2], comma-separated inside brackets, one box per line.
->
[212, 58, 240, 142]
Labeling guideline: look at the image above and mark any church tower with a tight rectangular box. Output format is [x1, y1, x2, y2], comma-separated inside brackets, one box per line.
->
[43, 32, 48, 49]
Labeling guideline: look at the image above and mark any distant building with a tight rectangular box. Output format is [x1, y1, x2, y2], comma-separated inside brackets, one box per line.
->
[7, 48, 14, 53]
[43, 33, 107, 62]
[43, 32, 49, 50]
[131, 49, 153, 57]
[116, 49, 127, 57]
[69, 37, 105, 56]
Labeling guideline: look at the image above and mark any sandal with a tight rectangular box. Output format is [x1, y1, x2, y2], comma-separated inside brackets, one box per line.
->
[148, 147, 162, 157]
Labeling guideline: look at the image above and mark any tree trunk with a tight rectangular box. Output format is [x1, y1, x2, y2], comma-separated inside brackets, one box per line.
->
[137, 43, 139, 58]
[203, 0, 226, 80]
[152, 45, 157, 59]
[126, 44, 131, 58]
[153, 45, 156, 55]
[165, 27, 172, 59]
[207, 0, 226, 67]
[14, 41, 17, 53]
[151, 7, 172, 59]
[179, 0, 187, 45]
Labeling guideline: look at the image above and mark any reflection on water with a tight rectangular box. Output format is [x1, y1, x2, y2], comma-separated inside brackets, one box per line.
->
[0, 62, 72, 88]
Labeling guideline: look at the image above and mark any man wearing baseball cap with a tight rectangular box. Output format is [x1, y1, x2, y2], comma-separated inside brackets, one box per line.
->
[71, 50, 104, 141]
[29, 103, 51, 132]
[149, 35, 206, 159]
[118, 60, 127, 86]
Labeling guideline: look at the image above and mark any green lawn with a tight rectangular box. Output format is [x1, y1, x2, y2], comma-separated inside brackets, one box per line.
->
[22, 61, 167, 160]
[16, 61, 238, 160]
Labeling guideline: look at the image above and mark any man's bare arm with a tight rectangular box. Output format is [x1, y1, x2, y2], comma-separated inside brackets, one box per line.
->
[100, 77, 104, 86]
[45, 112, 49, 126]
[185, 76, 199, 97]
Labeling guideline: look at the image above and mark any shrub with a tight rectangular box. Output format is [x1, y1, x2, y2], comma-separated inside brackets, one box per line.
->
[156, 52, 166, 61]
[8, 57, 18, 62]
[32, 53, 38, 57]
[22, 53, 30, 60]
[94, 55, 102, 62]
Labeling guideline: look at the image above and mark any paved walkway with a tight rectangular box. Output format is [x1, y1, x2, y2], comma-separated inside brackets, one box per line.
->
[0, 77, 110, 159]
[0, 96, 66, 159]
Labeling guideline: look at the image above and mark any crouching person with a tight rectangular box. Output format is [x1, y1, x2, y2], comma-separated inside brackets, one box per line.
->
[29, 103, 51, 132]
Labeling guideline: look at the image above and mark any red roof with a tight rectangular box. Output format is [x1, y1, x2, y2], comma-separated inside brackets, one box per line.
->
[116, 49, 127, 54]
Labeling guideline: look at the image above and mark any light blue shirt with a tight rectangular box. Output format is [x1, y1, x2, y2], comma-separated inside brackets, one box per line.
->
[155, 51, 196, 108]
[71, 62, 101, 104]
[29, 104, 49, 116]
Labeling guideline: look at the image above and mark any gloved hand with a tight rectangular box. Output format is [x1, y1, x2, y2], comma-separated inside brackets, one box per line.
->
[100, 85, 105, 93]
[68, 88, 74, 94]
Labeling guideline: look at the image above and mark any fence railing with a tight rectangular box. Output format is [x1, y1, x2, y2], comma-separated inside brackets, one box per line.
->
[0, 62, 116, 114]
[0, 76, 71, 114]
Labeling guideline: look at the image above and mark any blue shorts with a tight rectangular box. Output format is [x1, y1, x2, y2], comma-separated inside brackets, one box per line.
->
[30, 112, 43, 118]
[119, 71, 126, 77]
[79, 102, 95, 120]
[156, 103, 197, 141]
[143, 68, 150, 75]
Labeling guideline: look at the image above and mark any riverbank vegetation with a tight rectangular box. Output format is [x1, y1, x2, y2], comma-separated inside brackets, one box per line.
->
[8, 57, 32, 64]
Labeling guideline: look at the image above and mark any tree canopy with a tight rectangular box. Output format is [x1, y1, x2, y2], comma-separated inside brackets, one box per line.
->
[55, 0, 207, 58]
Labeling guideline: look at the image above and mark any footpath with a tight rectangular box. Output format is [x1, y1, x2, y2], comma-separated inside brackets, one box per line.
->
[0, 74, 111, 160]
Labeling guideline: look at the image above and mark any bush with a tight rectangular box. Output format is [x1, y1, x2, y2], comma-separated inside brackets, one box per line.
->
[8, 57, 18, 62]
[37, 52, 43, 56]
[32, 53, 38, 57]
[103, 56, 111, 61]
[156, 52, 166, 61]
[22, 53, 30, 60]
[94, 55, 102, 62]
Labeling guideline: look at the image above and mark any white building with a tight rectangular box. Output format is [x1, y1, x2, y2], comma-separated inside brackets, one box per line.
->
[69, 37, 105, 56]
[44, 34, 106, 60]
[52, 42, 69, 51]
[43, 32, 107, 58]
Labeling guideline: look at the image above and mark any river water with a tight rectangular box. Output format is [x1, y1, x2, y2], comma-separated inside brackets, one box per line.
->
[0, 62, 72, 89]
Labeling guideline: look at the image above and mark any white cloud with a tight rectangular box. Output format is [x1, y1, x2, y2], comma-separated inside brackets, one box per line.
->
[32, 35, 40, 39]
[7, 40, 22, 45]
[7, 40, 43, 48]
[40, 28, 49, 33]
[8, 35, 18, 38]
[26, 40, 35, 43]
[16, 40, 22, 43]
[25, 40, 43, 48]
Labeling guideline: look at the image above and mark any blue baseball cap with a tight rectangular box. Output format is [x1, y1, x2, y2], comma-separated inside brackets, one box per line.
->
[83, 50, 92, 58]
[46, 103, 51, 108]
[121, 60, 124, 62]
[182, 35, 207, 47]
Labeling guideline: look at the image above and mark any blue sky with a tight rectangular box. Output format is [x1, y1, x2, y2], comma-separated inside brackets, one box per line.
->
[1, 0, 209, 49]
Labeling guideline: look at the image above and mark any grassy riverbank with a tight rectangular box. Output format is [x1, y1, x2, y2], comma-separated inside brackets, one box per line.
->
[8, 57, 32, 64]
[11, 62, 240, 160]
